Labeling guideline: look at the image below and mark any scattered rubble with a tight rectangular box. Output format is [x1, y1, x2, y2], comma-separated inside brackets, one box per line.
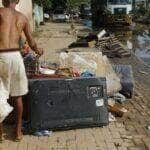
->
[121, 135, 133, 140]
[109, 113, 116, 122]
[96, 35, 131, 58]
[114, 142, 122, 147]
[146, 126, 150, 130]
[108, 103, 128, 118]
[69, 30, 131, 58]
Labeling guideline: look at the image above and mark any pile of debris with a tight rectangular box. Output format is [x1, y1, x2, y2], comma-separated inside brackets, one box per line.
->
[96, 35, 131, 58]
[22, 32, 134, 127]
[68, 30, 131, 58]
[58, 51, 134, 122]
[134, 13, 150, 24]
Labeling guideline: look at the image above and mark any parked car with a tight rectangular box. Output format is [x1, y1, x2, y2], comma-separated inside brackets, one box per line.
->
[84, 7, 92, 19]
[52, 9, 70, 22]
[72, 12, 80, 19]
[44, 13, 50, 21]
[80, 6, 92, 19]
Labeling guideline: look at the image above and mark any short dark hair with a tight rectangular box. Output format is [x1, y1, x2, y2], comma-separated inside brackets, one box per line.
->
[2, 0, 19, 7]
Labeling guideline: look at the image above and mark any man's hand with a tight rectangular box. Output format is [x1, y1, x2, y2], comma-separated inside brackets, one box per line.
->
[35, 48, 43, 56]
[23, 17, 43, 57]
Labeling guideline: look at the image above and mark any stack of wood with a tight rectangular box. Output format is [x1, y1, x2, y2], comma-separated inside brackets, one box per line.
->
[68, 34, 97, 48]
[96, 35, 131, 58]
[68, 29, 131, 58]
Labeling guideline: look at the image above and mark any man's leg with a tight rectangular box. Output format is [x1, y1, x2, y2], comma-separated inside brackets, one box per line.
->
[12, 96, 23, 140]
[0, 123, 3, 141]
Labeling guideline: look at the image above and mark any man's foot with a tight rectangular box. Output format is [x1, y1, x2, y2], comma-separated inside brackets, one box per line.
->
[0, 135, 4, 143]
[15, 132, 23, 142]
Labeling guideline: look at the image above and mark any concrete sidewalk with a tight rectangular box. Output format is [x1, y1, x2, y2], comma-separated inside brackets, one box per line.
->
[0, 22, 150, 150]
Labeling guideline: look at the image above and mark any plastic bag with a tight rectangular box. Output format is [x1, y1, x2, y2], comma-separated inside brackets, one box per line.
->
[0, 100, 13, 123]
[103, 56, 122, 96]
[0, 79, 13, 123]
[113, 65, 134, 98]
[59, 52, 105, 76]
[59, 52, 121, 96]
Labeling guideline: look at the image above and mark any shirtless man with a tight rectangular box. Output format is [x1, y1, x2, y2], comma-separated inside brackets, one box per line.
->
[0, 0, 43, 141]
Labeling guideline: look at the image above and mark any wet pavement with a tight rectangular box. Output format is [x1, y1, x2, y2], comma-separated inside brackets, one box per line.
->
[107, 24, 150, 65]
[83, 19, 150, 65]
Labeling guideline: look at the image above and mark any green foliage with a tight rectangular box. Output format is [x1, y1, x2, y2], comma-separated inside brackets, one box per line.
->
[33, 0, 52, 9]
[67, 0, 90, 10]
[51, 0, 67, 10]
[33, 0, 42, 6]
[33, 0, 90, 10]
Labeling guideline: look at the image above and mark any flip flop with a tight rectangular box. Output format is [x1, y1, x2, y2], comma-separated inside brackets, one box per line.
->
[42, 130, 53, 136]
[15, 135, 23, 142]
[0, 137, 4, 143]
[33, 131, 43, 137]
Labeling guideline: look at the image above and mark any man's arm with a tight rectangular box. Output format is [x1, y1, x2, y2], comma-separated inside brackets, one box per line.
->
[23, 17, 43, 55]
[0, 9, 3, 25]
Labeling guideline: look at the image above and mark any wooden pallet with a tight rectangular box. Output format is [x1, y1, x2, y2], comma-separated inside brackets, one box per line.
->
[96, 36, 131, 58]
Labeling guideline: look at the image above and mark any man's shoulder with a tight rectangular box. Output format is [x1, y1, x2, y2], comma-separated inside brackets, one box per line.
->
[15, 10, 25, 17]
[0, 7, 5, 13]
[0, 8, 8, 17]
[15, 10, 28, 21]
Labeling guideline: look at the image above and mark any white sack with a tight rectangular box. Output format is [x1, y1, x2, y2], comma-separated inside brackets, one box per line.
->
[103, 55, 122, 95]
[0, 79, 13, 123]
[0, 100, 13, 123]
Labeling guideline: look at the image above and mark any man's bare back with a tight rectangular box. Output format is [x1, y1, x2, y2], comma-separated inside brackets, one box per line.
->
[0, 7, 41, 54]
[0, 8, 27, 49]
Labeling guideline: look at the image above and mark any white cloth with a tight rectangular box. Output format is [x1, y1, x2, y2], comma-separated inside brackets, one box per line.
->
[0, 51, 28, 97]
[0, 100, 13, 123]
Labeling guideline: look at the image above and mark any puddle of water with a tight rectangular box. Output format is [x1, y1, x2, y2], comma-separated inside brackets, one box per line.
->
[115, 27, 150, 65]
[83, 20, 150, 65]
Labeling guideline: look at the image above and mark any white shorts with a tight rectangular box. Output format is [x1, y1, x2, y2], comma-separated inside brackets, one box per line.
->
[0, 51, 28, 97]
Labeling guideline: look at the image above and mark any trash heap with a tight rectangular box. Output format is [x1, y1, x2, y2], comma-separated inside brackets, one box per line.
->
[21, 29, 134, 135]
[96, 35, 131, 58]
[59, 51, 134, 122]
[67, 30, 134, 122]
[23, 51, 134, 124]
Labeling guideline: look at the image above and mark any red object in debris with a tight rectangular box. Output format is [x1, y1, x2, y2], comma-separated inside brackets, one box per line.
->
[73, 71, 80, 77]
[23, 43, 30, 56]
[73, 68, 80, 77]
